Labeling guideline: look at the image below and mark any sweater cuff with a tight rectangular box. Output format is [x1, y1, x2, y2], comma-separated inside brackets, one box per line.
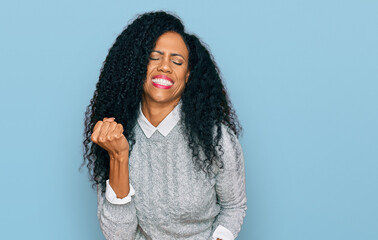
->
[105, 179, 135, 205]
[212, 225, 234, 240]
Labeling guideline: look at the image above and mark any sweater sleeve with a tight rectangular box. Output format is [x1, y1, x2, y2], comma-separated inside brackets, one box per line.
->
[212, 125, 247, 239]
[97, 182, 138, 240]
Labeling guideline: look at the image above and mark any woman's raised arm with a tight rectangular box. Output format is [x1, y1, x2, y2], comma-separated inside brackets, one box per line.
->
[92, 118, 138, 239]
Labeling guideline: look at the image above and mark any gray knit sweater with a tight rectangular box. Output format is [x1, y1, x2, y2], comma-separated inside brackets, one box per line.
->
[97, 103, 247, 240]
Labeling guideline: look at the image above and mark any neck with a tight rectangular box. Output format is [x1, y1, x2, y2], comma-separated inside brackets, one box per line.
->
[141, 96, 181, 127]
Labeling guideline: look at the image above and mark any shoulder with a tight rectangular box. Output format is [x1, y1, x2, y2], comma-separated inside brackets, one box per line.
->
[217, 123, 241, 151]
[213, 123, 244, 173]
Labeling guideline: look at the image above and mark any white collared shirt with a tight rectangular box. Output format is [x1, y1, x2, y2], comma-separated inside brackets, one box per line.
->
[136, 100, 182, 138]
[105, 100, 234, 240]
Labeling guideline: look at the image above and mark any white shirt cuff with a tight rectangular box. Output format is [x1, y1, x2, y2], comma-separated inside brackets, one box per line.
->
[105, 179, 135, 205]
[212, 225, 234, 240]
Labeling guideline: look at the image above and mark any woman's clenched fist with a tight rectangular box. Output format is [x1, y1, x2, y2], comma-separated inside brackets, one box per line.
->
[90, 117, 129, 157]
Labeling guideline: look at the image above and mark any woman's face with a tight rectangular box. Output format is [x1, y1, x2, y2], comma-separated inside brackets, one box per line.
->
[143, 31, 190, 105]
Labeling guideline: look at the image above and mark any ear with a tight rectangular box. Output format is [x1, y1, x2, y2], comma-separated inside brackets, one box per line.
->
[185, 70, 190, 84]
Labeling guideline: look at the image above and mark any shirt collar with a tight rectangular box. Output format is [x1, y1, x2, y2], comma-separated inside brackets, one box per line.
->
[137, 100, 182, 138]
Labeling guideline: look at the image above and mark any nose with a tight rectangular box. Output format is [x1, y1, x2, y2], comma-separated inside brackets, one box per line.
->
[157, 57, 172, 73]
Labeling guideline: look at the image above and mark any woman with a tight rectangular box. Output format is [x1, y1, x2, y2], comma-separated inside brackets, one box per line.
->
[82, 10, 247, 240]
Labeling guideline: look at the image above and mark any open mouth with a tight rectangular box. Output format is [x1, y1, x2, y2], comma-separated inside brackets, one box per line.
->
[152, 75, 173, 89]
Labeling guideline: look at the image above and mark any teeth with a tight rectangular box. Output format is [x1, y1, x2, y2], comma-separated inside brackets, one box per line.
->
[152, 78, 173, 86]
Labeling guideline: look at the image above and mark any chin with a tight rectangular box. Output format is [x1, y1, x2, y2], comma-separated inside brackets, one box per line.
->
[144, 93, 169, 103]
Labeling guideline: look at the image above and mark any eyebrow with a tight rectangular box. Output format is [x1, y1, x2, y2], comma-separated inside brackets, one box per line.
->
[151, 50, 185, 59]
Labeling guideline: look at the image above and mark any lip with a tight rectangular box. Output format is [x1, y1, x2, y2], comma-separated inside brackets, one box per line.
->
[152, 75, 173, 83]
[152, 82, 173, 89]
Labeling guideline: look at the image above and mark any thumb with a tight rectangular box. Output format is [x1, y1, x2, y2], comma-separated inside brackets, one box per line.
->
[103, 117, 115, 122]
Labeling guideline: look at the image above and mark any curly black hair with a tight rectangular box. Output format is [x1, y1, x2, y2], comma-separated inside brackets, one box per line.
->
[81, 10, 242, 194]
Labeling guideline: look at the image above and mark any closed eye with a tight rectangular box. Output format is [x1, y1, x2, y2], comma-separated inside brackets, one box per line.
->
[149, 56, 183, 66]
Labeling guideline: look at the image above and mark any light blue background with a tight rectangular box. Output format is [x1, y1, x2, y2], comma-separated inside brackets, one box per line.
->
[0, 0, 377, 239]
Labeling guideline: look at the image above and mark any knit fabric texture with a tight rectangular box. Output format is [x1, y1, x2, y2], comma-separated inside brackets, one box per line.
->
[97, 114, 247, 240]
